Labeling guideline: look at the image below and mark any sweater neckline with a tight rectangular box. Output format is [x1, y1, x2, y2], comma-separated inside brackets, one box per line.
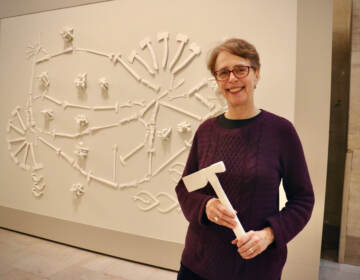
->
[216, 109, 264, 130]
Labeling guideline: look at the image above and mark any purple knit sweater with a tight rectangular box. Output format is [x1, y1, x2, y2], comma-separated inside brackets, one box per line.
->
[175, 110, 314, 280]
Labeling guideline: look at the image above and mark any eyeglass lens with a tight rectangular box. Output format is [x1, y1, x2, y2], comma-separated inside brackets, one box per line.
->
[215, 65, 250, 81]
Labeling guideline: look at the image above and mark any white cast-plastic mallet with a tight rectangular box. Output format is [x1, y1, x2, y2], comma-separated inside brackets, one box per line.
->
[182, 161, 245, 239]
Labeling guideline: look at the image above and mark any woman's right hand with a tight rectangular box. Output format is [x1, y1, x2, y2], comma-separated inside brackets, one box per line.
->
[205, 198, 237, 230]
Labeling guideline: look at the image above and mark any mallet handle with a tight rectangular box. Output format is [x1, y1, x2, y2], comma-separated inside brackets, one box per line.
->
[208, 174, 246, 239]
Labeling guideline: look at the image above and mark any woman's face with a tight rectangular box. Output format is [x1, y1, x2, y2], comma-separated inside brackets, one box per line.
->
[214, 51, 259, 110]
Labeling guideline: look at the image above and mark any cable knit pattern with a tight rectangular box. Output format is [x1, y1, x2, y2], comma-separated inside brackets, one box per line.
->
[175, 110, 314, 280]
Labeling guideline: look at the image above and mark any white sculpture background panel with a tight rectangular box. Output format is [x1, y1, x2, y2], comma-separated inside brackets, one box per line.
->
[10, 31, 218, 190]
[0, 0, 297, 243]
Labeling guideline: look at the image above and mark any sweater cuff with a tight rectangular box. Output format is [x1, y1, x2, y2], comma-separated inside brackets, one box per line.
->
[198, 195, 215, 225]
[265, 216, 285, 247]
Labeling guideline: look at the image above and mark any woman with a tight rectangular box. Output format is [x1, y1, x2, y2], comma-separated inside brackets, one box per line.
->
[175, 38, 314, 280]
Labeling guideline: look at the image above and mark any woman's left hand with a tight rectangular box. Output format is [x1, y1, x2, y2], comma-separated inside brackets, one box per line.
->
[231, 227, 274, 259]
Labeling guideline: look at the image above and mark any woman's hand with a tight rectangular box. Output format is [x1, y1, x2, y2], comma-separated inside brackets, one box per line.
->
[205, 198, 237, 230]
[231, 227, 274, 259]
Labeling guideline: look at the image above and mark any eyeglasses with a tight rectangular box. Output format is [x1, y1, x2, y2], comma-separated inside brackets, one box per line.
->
[213, 65, 255, 81]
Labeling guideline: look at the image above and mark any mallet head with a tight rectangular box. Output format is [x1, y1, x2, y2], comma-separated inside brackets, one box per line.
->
[176, 33, 188, 43]
[139, 37, 151, 49]
[157, 32, 169, 41]
[182, 161, 226, 192]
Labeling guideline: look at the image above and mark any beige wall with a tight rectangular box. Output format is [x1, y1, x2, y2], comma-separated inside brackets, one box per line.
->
[289, 0, 332, 278]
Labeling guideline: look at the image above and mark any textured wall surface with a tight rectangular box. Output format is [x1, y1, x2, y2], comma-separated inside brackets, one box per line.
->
[0, 0, 112, 19]
[344, 0, 360, 265]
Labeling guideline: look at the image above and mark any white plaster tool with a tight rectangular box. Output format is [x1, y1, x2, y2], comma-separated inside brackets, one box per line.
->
[139, 37, 158, 71]
[12, 106, 27, 131]
[128, 50, 155, 75]
[169, 33, 188, 71]
[171, 42, 201, 75]
[182, 161, 245, 239]
[60, 27, 74, 43]
[157, 32, 169, 70]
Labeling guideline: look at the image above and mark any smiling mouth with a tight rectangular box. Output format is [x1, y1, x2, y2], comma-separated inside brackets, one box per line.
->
[227, 86, 245, 94]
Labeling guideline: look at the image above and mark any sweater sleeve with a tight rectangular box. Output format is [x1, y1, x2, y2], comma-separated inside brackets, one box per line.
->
[175, 130, 214, 225]
[266, 122, 315, 247]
